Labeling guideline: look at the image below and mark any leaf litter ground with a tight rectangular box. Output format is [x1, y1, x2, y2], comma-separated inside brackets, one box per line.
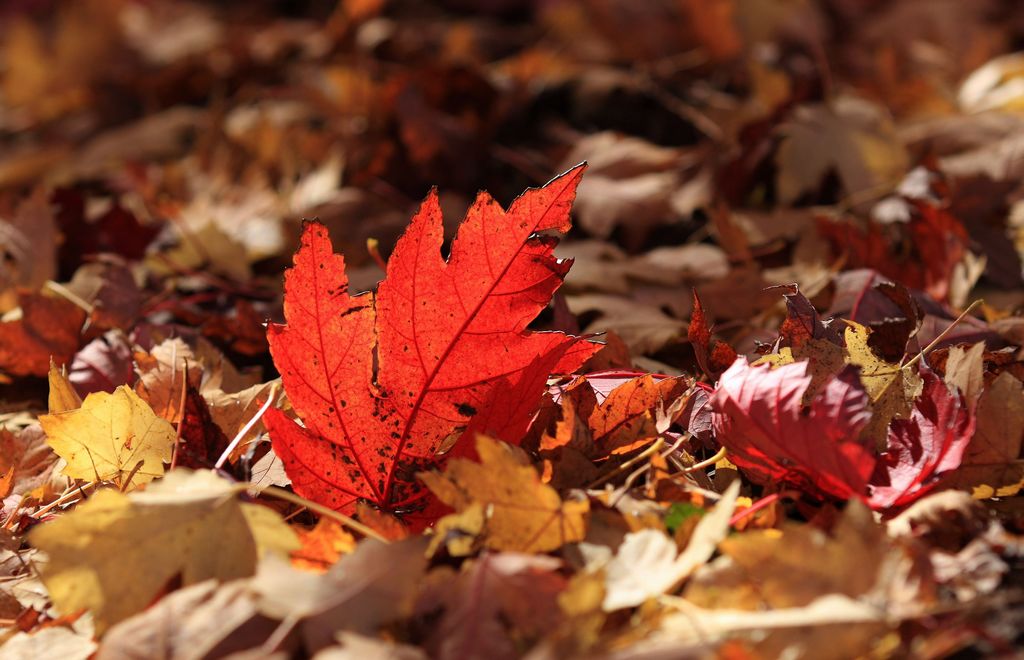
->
[2, 2, 1024, 659]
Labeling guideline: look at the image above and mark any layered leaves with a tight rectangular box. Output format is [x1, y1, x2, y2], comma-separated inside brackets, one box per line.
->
[265, 166, 598, 516]
[713, 355, 974, 509]
[29, 470, 297, 632]
[421, 435, 589, 553]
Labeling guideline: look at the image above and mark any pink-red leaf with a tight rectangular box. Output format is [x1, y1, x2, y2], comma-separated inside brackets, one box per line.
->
[867, 371, 974, 509]
[266, 165, 599, 517]
[711, 358, 876, 501]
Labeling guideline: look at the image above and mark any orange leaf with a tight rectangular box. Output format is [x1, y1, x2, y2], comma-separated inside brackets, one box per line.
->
[265, 166, 600, 519]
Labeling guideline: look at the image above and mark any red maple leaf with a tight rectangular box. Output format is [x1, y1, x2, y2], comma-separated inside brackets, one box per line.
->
[711, 358, 975, 510]
[688, 290, 737, 379]
[867, 371, 974, 509]
[264, 165, 599, 518]
[710, 358, 876, 501]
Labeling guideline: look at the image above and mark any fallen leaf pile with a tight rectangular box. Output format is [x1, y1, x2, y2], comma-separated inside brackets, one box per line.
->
[1, 2, 1024, 658]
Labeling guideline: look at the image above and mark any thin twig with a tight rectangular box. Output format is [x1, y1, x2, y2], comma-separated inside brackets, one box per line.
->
[903, 299, 984, 369]
[31, 481, 98, 519]
[586, 438, 665, 490]
[43, 280, 94, 315]
[258, 485, 388, 543]
[120, 460, 146, 493]
[169, 358, 190, 471]
[214, 384, 277, 470]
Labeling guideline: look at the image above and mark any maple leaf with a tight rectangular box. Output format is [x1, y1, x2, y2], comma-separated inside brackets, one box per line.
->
[420, 435, 589, 553]
[711, 358, 876, 501]
[291, 519, 356, 572]
[687, 290, 737, 379]
[29, 469, 298, 632]
[867, 370, 974, 509]
[265, 165, 599, 516]
[39, 385, 175, 489]
[543, 373, 690, 455]
[844, 320, 923, 449]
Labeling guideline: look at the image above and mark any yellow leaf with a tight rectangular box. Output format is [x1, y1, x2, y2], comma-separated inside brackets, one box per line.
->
[39, 385, 174, 489]
[241, 502, 302, 559]
[47, 359, 81, 414]
[29, 469, 296, 632]
[420, 435, 589, 553]
[844, 321, 922, 449]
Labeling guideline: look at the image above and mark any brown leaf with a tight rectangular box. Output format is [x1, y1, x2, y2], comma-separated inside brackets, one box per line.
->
[942, 372, 1024, 497]
[420, 436, 588, 553]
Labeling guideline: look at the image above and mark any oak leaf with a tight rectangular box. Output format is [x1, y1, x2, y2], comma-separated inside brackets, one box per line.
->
[29, 469, 298, 632]
[39, 385, 175, 489]
[265, 166, 598, 517]
[420, 435, 589, 553]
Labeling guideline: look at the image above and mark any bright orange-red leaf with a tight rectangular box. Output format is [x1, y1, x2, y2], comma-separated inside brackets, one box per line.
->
[688, 290, 737, 379]
[265, 165, 599, 518]
[0, 292, 84, 379]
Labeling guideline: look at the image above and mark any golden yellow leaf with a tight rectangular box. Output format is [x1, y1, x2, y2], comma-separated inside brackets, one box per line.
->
[844, 321, 922, 449]
[29, 469, 297, 632]
[420, 435, 589, 553]
[47, 359, 81, 414]
[39, 385, 174, 489]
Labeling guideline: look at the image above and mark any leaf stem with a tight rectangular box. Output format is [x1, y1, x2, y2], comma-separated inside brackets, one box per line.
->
[31, 481, 97, 519]
[728, 489, 802, 527]
[214, 384, 277, 470]
[681, 446, 727, 473]
[586, 438, 665, 489]
[258, 485, 388, 543]
[903, 299, 984, 369]
[169, 358, 189, 471]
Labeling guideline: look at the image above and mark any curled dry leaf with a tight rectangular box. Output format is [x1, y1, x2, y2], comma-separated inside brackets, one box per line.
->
[688, 290, 737, 380]
[265, 167, 599, 518]
[421, 553, 568, 660]
[420, 435, 589, 553]
[29, 469, 297, 632]
[253, 536, 429, 651]
[39, 385, 175, 489]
